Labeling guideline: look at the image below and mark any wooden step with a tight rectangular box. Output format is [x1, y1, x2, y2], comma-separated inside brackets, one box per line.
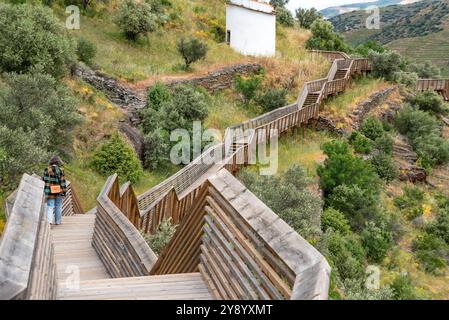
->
[57, 273, 214, 300]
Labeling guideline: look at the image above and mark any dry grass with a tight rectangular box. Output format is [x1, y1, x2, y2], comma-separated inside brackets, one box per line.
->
[277, 129, 332, 176]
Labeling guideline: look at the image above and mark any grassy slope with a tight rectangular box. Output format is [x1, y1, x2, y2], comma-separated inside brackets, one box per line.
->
[387, 19, 449, 77]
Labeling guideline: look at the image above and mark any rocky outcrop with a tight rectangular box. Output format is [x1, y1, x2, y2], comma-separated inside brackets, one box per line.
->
[393, 135, 427, 183]
[350, 86, 397, 131]
[119, 122, 146, 161]
[72, 64, 145, 125]
[150, 63, 263, 93]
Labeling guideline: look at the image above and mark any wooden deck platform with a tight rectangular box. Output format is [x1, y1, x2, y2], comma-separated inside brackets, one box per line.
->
[57, 273, 214, 300]
[51, 213, 110, 289]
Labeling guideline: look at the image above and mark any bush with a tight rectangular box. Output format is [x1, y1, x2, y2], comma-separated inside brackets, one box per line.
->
[328, 184, 380, 230]
[395, 105, 449, 168]
[76, 37, 96, 65]
[0, 72, 81, 157]
[147, 82, 170, 111]
[143, 130, 171, 170]
[141, 218, 177, 255]
[412, 233, 449, 274]
[368, 51, 404, 81]
[371, 151, 399, 183]
[322, 208, 351, 235]
[427, 208, 449, 245]
[318, 140, 381, 199]
[305, 19, 351, 53]
[235, 74, 263, 104]
[256, 88, 287, 112]
[276, 6, 294, 27]
[140, 84, 209, 169]
[177, 37, 208, 70]
[361, 221, 393, 263]
[408, 91, 449, 115]
[390, 274, 421, 300]
[239, 164, 323, 240]
[0, 127, 47, 185]
[348, 131, 373, 154]
[322, 229, 366, 281]
[393, 71, 418, 88]
[407, 61, 441, 78]
[91, 134, 143, 183]
[360, 116, 384, 141]
[374, 133, 394, 155]
[115, 0, 157, 40]
[0, 3, 75, 78]
[295, 7, 322, 29]
[355, 40, 385, 57]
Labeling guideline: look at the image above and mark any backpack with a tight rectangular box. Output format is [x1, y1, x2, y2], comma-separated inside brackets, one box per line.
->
[48, 165, 62, 194]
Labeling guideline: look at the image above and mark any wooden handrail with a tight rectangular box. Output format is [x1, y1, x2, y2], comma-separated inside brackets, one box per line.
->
[0, 174, 57, 300]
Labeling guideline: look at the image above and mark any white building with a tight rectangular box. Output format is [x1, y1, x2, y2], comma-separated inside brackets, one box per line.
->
[226, 0, 276, 57]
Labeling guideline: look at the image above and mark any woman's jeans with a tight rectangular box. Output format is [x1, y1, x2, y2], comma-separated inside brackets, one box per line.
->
[47, 197, 63, 225]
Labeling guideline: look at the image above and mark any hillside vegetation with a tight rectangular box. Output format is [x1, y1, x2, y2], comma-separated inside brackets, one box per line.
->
[330, 0, 449, 76]
[1, 0, 449, 300]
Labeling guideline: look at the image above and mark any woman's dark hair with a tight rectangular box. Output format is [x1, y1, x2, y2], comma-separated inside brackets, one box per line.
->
[49, 155, 63, 166]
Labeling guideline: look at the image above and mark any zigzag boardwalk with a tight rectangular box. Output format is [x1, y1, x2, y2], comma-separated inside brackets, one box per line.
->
[1, 51, 371, 300]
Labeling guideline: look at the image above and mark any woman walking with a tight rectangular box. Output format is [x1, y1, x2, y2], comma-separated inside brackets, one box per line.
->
[43, 156, 67, 225]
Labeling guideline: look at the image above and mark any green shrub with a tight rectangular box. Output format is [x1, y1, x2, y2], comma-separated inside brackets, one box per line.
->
[295, 7, 322, 29]
[0, 3, 75, 78]
[367, 51, 404, 81]
[318, 140, 381, 200]
[0, 126, 47, 185]
[177, 37, 208, 70]
[322, 229, 366, 281]
[115, 0, 157, 40]
[361, 221, 393, 263]
[360, 116, 384, 141]
[394, 186, 424, 210]
[0, 72, 81, 157]
[412, 233, 449, 274]
[328, 184, 380, 230]
[239, 164, 323, 240]
[390, 274, 421, 300]
[407, 61, 441, 79]
[141, 218, 177, 255]
[374, 133, 394, 155]
[276, 6, 294, 27]
[91, 134, 143, 183]
[76, 37, 96, 65]
[393, 71, 418, 88]
[348, 131, 373, 154]
[408, 91, 449, 115]
[143, 130, 171, 170]
[355, 40, 385, 57]
[371, 151, 399, 183]
[427, 208, 449, 245]
[322, 207, 351, 235]
[305, 19, 351, 53]
[147, 82, 170, 111]
[256, 88, 287, 112]
[395, 105, 449, 168]
[234, 74, 263, 104]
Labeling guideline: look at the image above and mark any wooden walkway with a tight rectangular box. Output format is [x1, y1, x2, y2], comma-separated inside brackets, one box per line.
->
[57, 273, 213, 300]
[51, 213, 110, 288]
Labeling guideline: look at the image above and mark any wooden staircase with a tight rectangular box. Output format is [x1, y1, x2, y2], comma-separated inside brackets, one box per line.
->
[304, 92, 320, 106]
[57, 273, 213, 300]
[333, 68, 348, 80]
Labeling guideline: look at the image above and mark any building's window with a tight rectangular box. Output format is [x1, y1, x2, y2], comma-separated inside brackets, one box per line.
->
[226, 30, 231, 45]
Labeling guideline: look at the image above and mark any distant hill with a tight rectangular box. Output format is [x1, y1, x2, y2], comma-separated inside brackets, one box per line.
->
[320, 0, 420, 19]
[330, 0, 449, 45]
[329, 0, 449, 76]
